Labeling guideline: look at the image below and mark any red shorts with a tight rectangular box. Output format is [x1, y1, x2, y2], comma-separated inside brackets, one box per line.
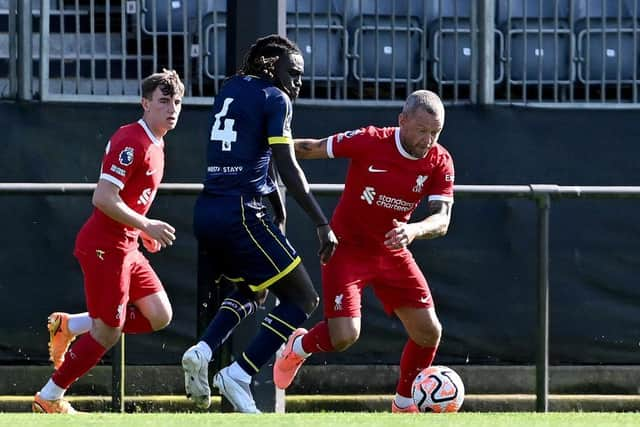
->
[74, 245, 163, 328]
[321, 243, 433, 318]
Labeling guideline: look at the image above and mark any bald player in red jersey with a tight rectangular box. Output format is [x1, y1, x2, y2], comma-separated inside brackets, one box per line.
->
[274, 90, 454, 413]
[33, 69, 184, 414]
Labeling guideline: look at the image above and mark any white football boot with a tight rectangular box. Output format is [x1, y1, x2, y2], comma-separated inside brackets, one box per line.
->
[182, 345, 211, 409]
[213, 366, 261, 413]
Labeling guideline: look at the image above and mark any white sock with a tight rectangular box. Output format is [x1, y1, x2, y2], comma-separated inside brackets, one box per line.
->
[292, 335, 310, 358]
[39, 379, 66, 401]
[67, 313, 92, 336]
[195, 341, 213, 362]
[394, 394, 414, 408]
[227, 361, 251, 383]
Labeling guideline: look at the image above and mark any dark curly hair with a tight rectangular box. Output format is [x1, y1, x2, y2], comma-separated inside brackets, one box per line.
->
[239, 34, 302, 80]
[141, 68, 185, 100]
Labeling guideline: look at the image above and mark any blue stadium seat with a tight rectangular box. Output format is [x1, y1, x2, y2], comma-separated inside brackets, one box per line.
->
[498, 0, 575, 84]
[574, 0, 639, 84]
[286, 0, 347, 81]
[350, 0, 427, 82]
[430, 0, 504, 84]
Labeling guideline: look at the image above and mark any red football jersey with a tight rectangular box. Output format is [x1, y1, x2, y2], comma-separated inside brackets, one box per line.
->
[80, 119, 165, 251]
[328, 126, 454, 252]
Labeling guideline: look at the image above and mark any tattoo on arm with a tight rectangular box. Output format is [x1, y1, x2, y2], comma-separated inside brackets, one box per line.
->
[294, 139, 327, 159]
[414, 200, 452, 239]
[427, 200, 451, 217]
[297, 142, 315, 152]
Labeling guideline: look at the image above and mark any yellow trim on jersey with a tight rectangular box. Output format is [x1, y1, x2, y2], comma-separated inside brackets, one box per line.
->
[268, 136, 292, 145]
[260, 321, 288, 341]
[220, 305, 242, 323]
[214, 274, 245, 284]
[241, 352, 259, 373]
[240, 197, 279, 271]
[248, 256, 301, 292]
[269, 313, 296, 332]
[258, 216, 295, 261]
[227, 298, 249, 317]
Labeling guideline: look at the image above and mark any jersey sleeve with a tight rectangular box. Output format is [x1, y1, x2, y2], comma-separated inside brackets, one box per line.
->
[326, 126, 376, 159]
[98, 134, 143, 190]
[264, 90, 293, 145]
[427, 151, 455, 203]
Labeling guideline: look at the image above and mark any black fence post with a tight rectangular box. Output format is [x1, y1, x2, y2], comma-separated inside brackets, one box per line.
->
[111, 334, 125, 413]
[531, 185, 554, 413]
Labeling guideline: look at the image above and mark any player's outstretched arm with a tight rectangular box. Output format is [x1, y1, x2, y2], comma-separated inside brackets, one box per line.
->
[92, 179, 176, 248]
[293, 137, 329, 160]
[271, 143, 337, 263]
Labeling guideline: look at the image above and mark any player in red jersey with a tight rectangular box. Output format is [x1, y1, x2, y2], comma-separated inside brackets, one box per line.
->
[274, 90, 454, 413]
[33, 70, 184, 414]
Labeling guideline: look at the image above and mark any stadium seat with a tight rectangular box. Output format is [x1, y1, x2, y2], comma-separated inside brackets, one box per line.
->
[286, 0, 347, 81]
[574, 0, 639, 84]
[430, 0, 504, 84]
[350, 0, 427, 82]
[0, 32, 7, 60]
[36, 33, 127, 79]
[142, 0, 226, 35]
[202, 10, 226, 81]
[142, 0, 195, 35]
[498, 0, 575, 84]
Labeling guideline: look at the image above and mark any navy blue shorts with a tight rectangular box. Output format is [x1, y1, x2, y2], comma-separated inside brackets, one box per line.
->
[193, 193, 300, 292]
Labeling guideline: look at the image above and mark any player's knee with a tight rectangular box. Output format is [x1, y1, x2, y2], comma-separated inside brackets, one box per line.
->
[293, 290, 319, 317]
[303, 293, 320, 316]
[412, 320, 442, 347]
[91, 322, 123, 349]
[330, 328, 360, 352]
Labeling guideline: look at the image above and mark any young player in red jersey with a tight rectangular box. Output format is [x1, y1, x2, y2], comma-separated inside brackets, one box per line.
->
[33, 70, 184, 414]
[274, 90, 454, 413]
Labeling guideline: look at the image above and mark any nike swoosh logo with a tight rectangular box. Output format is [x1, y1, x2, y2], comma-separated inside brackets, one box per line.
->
[368, 166, 388, 173]
[146, 169, 157, 176]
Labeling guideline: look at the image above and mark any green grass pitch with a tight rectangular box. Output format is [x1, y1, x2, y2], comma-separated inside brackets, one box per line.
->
[1, 413, 640, 427]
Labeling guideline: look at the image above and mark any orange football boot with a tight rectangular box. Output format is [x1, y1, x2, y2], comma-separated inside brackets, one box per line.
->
[48, 312, 76, 369]
[391, 400, 419, 413]
[32, 392, 82, 414]
[273, 328, 308, 389]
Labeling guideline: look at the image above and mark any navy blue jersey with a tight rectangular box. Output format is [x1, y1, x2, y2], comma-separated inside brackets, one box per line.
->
[203, 75, 293, 196]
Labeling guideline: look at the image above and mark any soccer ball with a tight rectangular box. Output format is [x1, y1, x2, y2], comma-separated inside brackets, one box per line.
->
[411, 365, 465, 413]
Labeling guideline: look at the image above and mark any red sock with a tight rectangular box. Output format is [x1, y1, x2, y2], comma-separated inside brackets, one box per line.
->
[51, 334, 107, 389]
[122, 305, 153, 334]
[396, 339, 437, 398]
[301, 320, 335, 353]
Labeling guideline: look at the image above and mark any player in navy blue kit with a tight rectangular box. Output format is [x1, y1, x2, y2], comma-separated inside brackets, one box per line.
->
[181, 35, 338, 413]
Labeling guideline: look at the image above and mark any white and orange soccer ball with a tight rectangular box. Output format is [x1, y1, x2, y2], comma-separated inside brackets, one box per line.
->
[411, 365, 465, 413]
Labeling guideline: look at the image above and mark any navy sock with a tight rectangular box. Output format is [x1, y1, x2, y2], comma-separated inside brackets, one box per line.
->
[200, 290, 258, 352]
[237, 301, 307, 375]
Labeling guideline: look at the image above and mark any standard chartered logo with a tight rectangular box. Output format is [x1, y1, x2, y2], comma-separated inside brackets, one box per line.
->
[361, 186, 376, 204]
[361, 186, 415, 212]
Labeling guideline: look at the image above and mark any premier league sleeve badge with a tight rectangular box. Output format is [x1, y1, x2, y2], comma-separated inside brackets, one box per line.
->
[119, 146, 134, 166]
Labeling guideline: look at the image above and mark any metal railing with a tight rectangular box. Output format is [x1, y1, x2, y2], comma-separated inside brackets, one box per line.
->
[2, 182, 640, 411]
[2, 0, 640, 105]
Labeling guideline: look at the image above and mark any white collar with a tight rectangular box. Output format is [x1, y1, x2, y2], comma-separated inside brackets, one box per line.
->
[394, 127, 419, 160]
[138, 118, 163, 147]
